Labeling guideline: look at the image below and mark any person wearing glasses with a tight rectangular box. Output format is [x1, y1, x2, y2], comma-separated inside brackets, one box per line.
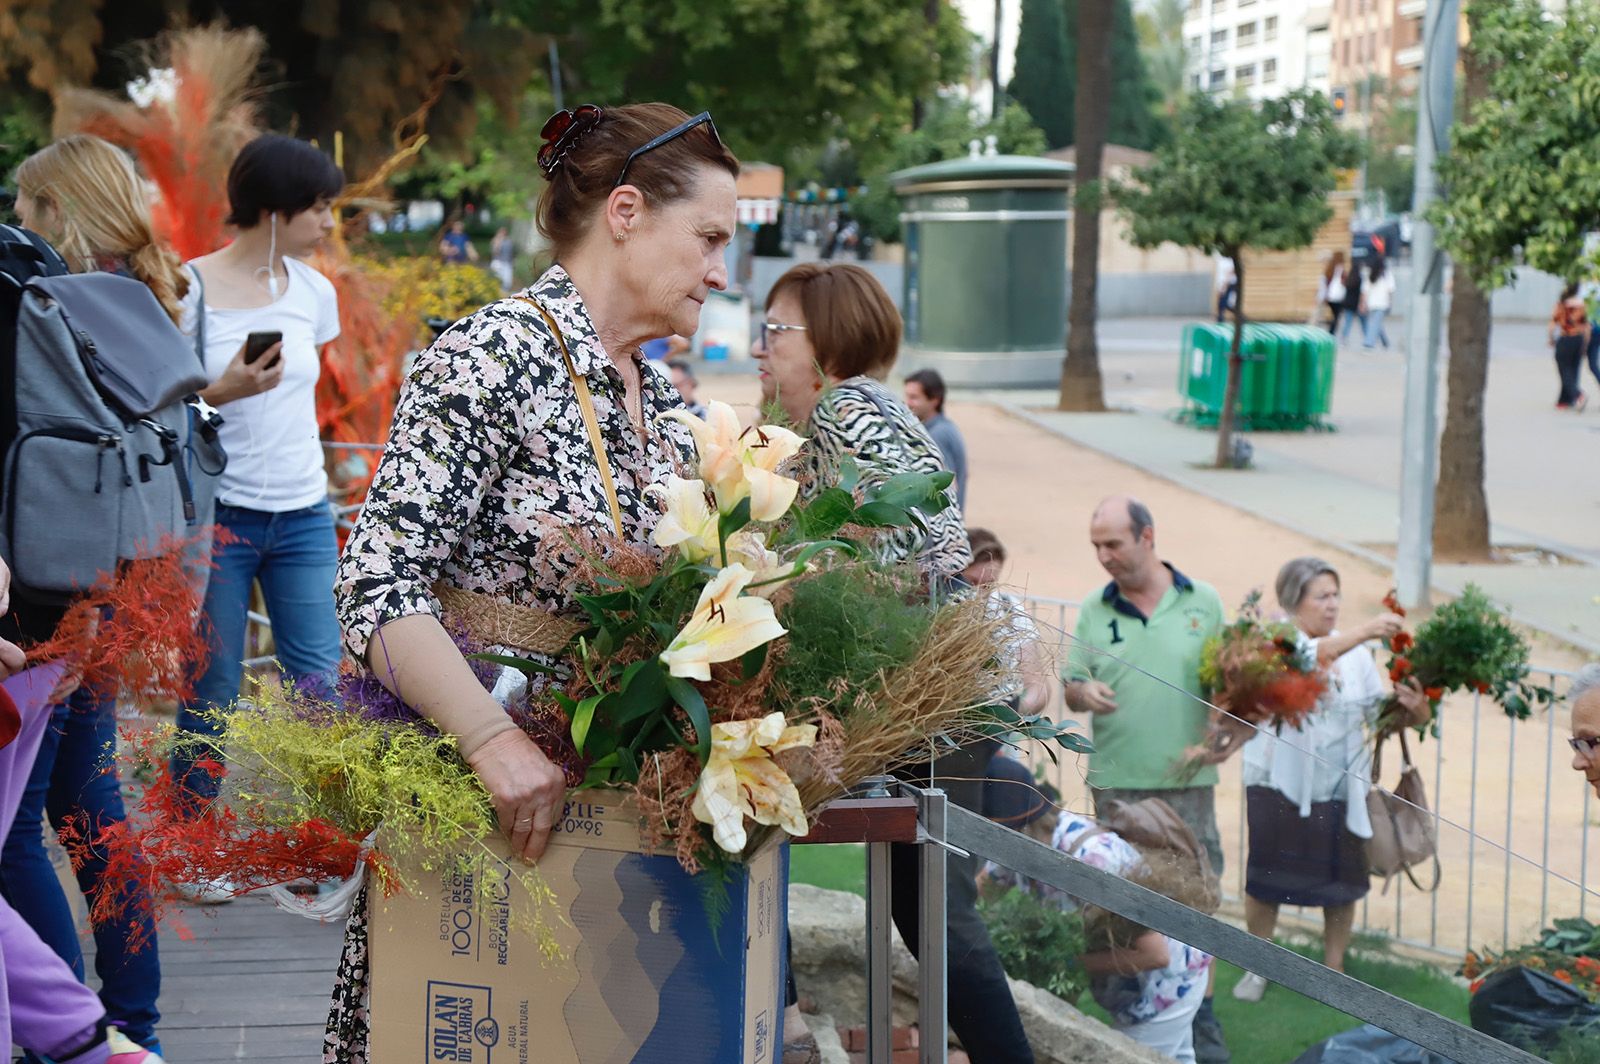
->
[325, 103, 736, 1061]
[1570, 664, 1600, 799]
[754, 265, 1039, 1063]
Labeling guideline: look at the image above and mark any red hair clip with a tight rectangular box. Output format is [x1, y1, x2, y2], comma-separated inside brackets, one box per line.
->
[538, 105, 604, 178]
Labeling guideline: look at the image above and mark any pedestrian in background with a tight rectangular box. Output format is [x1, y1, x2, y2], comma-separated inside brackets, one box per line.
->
[667, 357, 708, 419]
[1320, 251, 1347, 333]
[1214, 256, 1238, 323]
[903, 368, 968, 511]
[1550, 282, 1590, 411]
[488, 226, 514, 292]
[1063, 495, 1231, 1063]
[1337, 256, 1365, 345]
[1, 133, 184, 1059]
[438, 218, 477, 265]
[1360, 258, 1396, 351]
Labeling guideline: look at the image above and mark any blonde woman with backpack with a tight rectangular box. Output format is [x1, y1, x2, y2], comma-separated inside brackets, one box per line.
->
[1, 133, 178, 1063]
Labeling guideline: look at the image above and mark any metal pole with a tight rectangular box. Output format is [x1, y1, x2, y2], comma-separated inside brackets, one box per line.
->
[866, 840, 894, 1064]
[547, 40, 565, 112]
[917, 788, 949, 1064]
[1395, 0, 1460, 608]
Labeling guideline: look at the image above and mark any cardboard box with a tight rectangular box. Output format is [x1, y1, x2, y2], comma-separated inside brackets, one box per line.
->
[369, 791, 788, 1064]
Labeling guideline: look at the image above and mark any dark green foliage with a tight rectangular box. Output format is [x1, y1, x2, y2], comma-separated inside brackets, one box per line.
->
[979, 887, 1089, 1002]
[773, 567, 934, 709]
[1406, 584, 1554, 724]
[1009, 0, 1166, 151]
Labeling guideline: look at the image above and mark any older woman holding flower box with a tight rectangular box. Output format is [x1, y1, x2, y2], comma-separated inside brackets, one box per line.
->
[325, 102, 738, 1061]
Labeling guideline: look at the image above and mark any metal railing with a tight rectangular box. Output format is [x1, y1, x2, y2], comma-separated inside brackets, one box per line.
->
[833, 782, 1541, 1063]
[1016, 592, 1597, 961]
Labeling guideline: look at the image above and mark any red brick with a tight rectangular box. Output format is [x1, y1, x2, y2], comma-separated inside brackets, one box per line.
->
[838, 1026, 866, 1053]
[891, 1026, 917, 1050]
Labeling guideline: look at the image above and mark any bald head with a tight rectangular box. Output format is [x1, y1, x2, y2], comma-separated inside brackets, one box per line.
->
[1090, 495, 1158, 587]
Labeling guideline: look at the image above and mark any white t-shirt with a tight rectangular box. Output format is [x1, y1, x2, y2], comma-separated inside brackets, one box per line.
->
[1365, 269, 1398, 312]
[180, 257, 340, 511]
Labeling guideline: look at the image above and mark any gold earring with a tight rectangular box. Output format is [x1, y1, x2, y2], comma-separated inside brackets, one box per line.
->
[614, 231, 626, 243]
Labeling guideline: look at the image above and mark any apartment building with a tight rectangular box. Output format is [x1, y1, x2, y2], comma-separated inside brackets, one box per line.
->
[1183, 0, 1334, 101]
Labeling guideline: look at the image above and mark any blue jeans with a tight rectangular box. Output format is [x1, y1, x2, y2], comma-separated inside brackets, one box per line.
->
[1339, 307, 1366, 342]
[1362, 307, 1391, 349]
[0, 685, 163, 1054]
[173, 501, 342, 807]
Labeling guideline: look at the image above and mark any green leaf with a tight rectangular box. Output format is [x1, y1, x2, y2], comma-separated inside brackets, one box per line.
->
[717, 496, 753, 543]
[469, 653, 560, 678]
[570, 693, 606, 755]
[741, 642, 769, 680]
[609, 658, 670, 727]
[795, 488, 858, 540]
[837, 455, 861, 493]
[665, 676, 713, 762]
[852, 500, 911, 527]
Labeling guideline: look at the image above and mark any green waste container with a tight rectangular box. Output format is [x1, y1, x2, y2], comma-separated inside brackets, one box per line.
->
[1177, 323, 1336, 431]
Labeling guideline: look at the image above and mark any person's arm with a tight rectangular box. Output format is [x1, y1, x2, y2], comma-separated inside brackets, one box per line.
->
[336, 306, 565, 861]
[1313, 612, 1403, 668]
[1081, 931, 1172, 976]
[197, 338, 285, 406]
[1062, 611, 1118, 715]
[466, 241, 481, 263]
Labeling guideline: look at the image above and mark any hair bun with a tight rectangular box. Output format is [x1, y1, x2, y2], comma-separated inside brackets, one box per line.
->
[538, 105, 604, 179]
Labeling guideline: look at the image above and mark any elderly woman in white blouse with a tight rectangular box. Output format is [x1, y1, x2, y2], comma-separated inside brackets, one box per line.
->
[1233, 558, 1429, 1002]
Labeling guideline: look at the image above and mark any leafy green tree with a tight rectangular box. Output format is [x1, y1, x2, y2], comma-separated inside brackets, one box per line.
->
[1136, 0, 1188, 119]
[852, 99, 1046, 242]
[520, 0, 971, 167]
[1118, 90, 1359, 467]
[1430, 0, 1600, 558]
[0, 86, 49, 181]
[0, 0, 968, 179]
[1011, 0, 1073, 148]
[1010, 0, 1164, 151]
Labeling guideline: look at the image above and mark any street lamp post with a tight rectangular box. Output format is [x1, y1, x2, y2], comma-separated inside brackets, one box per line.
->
[1395, 0, 1460, 609]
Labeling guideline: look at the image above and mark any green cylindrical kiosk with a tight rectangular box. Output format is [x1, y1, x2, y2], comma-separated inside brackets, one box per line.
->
[893, 155, 1074, 387]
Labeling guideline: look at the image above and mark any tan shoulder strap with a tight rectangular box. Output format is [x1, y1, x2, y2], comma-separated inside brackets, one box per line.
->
[513, 296, 623, 538]
[1066, 824, 1110, 859]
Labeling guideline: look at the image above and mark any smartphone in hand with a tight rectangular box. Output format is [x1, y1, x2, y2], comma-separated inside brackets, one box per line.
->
[243, 331, 284, 369]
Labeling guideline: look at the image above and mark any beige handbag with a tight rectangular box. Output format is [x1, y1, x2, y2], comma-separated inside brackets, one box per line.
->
[1366, 729, 1441, 892]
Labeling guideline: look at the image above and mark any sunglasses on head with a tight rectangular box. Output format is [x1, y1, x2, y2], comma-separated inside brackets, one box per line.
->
[614, 112, 721, 189]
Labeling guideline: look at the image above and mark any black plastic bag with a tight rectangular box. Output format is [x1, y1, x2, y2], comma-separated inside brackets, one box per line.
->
[1469, 966, 1600, 1054]
[1290, 1023, 1456, 1063]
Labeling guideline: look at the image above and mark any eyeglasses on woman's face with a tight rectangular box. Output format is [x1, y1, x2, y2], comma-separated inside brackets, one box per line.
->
[759, 320, 808, 349]
[1571, 735, 1600, 759]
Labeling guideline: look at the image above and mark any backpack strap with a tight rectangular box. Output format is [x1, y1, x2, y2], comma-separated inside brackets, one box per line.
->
[511, 296, 623, 538]
[187, 264, 207, 367]
[1065, 824, 1110, 859]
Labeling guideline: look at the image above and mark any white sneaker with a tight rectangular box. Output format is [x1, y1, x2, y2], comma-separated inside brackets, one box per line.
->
[172, 876, 241, 905]
[1232, 971, 1268, 1002]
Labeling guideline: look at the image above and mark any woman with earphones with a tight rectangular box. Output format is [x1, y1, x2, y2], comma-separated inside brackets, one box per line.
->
[170, 135, 346, 843]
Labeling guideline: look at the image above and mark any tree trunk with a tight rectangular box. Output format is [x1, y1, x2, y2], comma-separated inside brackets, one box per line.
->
[1058, 0, 1112, 412]
[1431, 29, 1492, 561]
[912, 0, 942, 130]
[1215, 252, 1244, 468]
[1432, 268, 1493, 560]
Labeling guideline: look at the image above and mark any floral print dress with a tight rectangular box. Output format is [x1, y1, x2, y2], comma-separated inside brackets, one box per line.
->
[323, 264, 691, 1062]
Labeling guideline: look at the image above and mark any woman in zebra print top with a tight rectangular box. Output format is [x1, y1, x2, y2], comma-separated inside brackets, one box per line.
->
[753, 262, 970, 578]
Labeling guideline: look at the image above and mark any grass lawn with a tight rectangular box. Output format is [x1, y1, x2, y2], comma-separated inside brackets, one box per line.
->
[789, 847, 1472, 1062]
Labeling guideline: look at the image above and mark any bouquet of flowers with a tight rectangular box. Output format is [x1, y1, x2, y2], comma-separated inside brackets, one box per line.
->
[1178, 591, 1327, 778]
[1460, 918, 1600, 1003]
[81, 400, 1087, 946]
[1381, 586, 1554, 736]
[1198, 590, 1327, 730]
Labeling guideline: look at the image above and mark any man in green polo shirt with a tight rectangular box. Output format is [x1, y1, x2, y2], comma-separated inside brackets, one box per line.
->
[1064, 495, 1231, 1063]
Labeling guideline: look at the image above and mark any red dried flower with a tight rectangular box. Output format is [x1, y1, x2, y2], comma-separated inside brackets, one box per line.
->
[1382, 591, 1407, 618]
[1389, 658, 1413, 682]
[1469, 979, 1484, 993]
[1390, 632, 1414, 653]
[1424, 687, 1445, 703]
[1554, 969, 1574, 984]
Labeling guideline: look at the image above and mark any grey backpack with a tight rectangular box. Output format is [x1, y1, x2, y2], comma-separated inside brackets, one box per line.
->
[0, 269, 226, 603]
